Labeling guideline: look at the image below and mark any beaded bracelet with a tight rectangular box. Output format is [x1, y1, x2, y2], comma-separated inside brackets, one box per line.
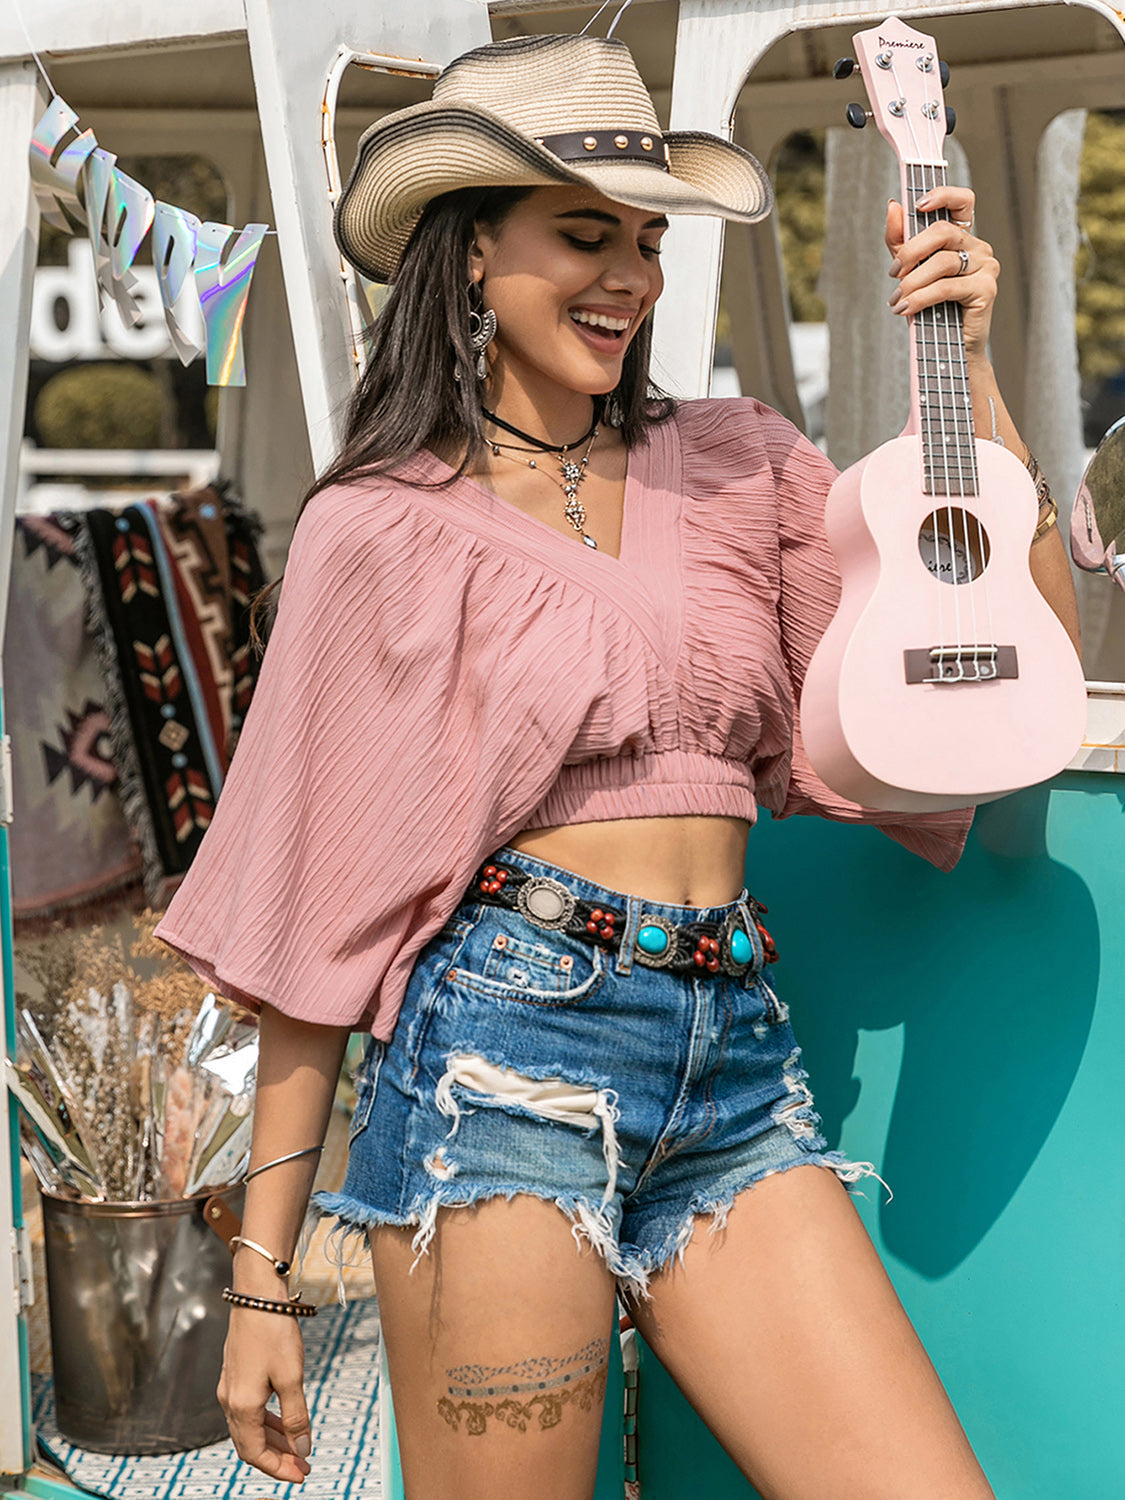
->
[1024, 449, 1059, 542]
[1024, 448, 1051, 507]
[222, 1287, 318, 1318]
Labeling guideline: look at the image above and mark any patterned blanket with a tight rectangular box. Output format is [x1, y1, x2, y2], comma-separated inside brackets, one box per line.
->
[5, 515, 144, 930]
[75, 486, 267, 908]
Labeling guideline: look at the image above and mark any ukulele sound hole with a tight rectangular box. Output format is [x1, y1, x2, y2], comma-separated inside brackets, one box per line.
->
[918, 509, 991, 584]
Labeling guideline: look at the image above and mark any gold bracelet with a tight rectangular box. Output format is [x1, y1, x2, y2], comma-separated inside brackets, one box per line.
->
[231, 1234, 292, 1278]
[1033, 495, 1058, 541]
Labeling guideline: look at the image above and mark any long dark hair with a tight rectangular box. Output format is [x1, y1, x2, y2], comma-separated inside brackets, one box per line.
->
[251, 184, 674, 636]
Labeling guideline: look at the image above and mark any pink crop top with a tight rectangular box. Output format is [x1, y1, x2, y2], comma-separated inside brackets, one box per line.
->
[155, 397, 970, 1037]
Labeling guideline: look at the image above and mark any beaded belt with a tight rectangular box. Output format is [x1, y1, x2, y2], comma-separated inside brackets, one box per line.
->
[470, 859, 778, 977]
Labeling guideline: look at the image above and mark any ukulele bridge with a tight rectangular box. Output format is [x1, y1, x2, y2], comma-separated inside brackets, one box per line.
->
[904, 645, 1019, 684]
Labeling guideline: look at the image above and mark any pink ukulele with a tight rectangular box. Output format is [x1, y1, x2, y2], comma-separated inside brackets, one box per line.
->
[799, 16, 1086, 812]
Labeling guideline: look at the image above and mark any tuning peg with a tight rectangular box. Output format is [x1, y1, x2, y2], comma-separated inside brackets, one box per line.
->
[833, 57, 858, 79]
[939, 59, 951, 88]
[845, 103, 870, 129]
[944, 104, 957, 134]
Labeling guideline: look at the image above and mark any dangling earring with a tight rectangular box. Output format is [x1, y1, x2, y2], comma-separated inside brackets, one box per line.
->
[467, 281, 497, 381]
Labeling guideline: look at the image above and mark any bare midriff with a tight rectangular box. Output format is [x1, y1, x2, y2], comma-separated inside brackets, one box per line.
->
[507, 814, 752, 908]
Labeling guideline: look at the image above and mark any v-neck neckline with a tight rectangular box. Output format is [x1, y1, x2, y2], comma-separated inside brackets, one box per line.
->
[421, 436, 638, 565]
[400, 417, 685, 669]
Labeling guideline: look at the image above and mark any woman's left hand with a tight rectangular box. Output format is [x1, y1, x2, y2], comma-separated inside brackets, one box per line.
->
[885, 187, 998, 360]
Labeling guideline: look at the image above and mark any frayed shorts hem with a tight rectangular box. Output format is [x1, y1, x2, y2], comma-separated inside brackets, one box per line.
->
[312, 1148, 881, 1303]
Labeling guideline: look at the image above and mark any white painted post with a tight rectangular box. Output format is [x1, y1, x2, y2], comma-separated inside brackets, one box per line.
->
[243, 0, 492, 474]
[0, 57, 46, 1482]
[654, 2, 787, 398]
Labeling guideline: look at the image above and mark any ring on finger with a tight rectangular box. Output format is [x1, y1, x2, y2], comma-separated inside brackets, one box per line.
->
[953, 218, 973, 230]
[955, 248, 970, 276]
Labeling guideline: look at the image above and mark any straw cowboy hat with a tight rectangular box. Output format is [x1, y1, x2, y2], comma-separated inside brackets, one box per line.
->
[335, 32, 773, 282]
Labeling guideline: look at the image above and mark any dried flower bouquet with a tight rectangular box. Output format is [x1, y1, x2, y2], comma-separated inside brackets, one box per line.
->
[9, 911, 257, 1202]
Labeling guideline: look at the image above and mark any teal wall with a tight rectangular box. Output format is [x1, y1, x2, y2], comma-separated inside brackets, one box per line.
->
[637, 773, 1122, 1499]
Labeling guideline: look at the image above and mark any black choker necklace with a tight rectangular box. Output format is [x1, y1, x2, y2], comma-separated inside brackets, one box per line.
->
[483, 404, 601, 453]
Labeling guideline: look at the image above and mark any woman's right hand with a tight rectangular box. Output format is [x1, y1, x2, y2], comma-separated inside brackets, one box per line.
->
[218, 1307, 314, 1483]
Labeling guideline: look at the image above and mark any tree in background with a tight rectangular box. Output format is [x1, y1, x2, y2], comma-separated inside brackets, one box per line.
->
[774, 129, 827, 324]
[1076, 110, 1125, 384]
[35, 365, 162, 451]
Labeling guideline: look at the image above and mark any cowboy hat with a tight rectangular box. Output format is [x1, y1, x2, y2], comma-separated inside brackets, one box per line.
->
[335, 32, 773, 282]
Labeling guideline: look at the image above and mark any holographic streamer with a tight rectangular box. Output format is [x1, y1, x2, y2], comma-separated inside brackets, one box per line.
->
[84, 149, 124, 308]
[82, 149, 153, 328]
[194, 220, 268, 386]
[106, 166, 155, 327]
[153, 201, 205, 365]
[28, 96, 97, 232]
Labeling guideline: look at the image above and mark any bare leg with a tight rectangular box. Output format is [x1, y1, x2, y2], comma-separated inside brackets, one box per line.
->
[630, 1165, 994, 1500]
[371, 1196, 618, 1500]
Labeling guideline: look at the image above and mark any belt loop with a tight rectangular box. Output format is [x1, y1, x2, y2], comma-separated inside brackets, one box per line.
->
[616, 896, 641, 975]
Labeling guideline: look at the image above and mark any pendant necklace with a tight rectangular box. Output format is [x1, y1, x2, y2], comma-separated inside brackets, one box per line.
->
[483, 405, 602, 549]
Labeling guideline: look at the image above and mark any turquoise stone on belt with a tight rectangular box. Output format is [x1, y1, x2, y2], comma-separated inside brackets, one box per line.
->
[637, 924, 670, 956]
[729, 927, 753, 965]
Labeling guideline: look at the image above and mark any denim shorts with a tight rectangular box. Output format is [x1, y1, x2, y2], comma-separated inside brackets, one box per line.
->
[315, 848, 874, 1298]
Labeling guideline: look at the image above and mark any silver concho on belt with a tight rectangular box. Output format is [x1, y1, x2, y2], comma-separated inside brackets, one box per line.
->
[632, 913, 678, 968]
[517, 877, 577, 930]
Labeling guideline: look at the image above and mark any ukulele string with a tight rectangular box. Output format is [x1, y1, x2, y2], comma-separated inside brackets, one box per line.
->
[909, 163, 943, 660]
[916, 122, 971, 663]
[918, 59, 994, 665]
[889, 52, 963, 668]
[911, 159, 963, 663]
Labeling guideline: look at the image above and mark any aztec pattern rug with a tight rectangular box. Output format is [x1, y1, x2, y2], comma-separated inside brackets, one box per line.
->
[32, 1298, 383, 1499]
[4, 515, 144, 929]
[74, 487, 267, 908]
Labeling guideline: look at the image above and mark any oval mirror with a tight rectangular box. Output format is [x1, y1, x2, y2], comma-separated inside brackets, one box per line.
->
[1073, 414, 1125, 588]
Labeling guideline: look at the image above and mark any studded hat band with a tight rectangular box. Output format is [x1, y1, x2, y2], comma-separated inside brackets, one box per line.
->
[535, 130, 670, 170]
[468, 860, 778, 976]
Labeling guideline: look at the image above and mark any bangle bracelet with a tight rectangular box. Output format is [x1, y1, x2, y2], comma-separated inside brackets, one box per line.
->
[222, 1287, 318, 1318]
[231, 1235, 292, 1278]
[1033, 495, 1059, 541]
[244, 1145, 323, 1184]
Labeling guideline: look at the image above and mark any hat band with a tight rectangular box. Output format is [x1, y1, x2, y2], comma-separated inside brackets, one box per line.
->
[536, 129, 671, 171]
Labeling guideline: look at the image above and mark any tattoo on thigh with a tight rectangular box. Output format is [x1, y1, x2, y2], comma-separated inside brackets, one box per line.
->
[437, 1337, 611, 1436]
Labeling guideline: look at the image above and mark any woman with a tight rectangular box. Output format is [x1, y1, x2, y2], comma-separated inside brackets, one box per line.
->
[156, 31, 1079, 1500]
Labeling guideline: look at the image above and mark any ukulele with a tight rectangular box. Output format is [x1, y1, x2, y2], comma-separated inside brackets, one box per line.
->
[799, 15, 1087, 812]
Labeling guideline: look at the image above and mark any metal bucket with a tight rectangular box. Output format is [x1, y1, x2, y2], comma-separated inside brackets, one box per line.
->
[40, 1187, 240, 1454]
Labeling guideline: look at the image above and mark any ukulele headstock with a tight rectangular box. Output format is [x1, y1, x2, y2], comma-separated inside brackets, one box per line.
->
[852, 17, 947, 168]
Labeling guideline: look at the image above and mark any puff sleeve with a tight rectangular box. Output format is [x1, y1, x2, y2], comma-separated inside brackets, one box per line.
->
[154, 481, 598, 1037]
[752, 400, 972, 871]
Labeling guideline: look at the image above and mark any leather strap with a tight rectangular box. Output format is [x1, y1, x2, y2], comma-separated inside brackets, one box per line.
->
[536, 129, 670, 170]
[202, 1193, 242, 1253]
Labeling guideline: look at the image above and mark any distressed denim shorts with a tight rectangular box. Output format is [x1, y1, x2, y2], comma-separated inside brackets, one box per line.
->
[315, 848, 874, 1298]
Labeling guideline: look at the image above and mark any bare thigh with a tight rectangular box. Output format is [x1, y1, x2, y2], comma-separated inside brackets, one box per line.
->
[631, 1164, 994, 1500]
[371, 1196, 618, 1500]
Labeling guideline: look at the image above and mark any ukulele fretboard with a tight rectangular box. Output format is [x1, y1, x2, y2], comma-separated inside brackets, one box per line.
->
[906, 162, 979, 498]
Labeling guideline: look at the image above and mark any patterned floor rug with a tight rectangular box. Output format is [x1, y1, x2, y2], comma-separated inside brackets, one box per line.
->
[32, 1298, 383, 1499]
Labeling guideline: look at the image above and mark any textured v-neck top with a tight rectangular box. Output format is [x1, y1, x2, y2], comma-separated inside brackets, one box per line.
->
[156, 398, 970, 1037]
